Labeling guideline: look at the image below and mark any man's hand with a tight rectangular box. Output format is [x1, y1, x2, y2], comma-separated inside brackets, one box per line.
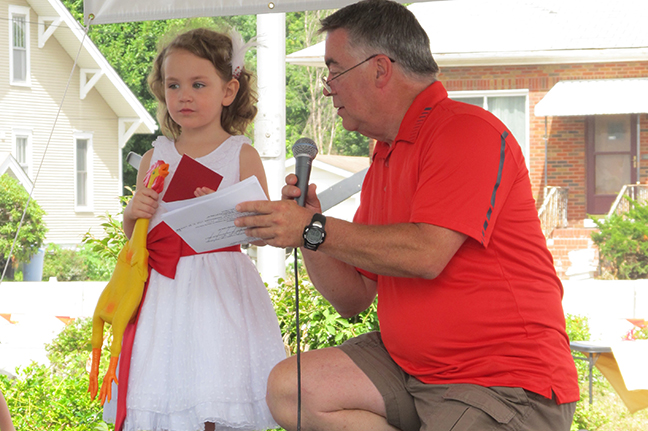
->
[235, 199, 312, 249]
[235, 174, 321, 248]
[281, 173, 320, 210]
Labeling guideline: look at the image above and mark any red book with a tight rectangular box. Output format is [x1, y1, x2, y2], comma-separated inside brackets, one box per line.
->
[162, 154, 223, 203]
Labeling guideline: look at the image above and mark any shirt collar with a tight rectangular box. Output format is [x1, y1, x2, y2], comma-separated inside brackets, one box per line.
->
[372, 81, 448, 160]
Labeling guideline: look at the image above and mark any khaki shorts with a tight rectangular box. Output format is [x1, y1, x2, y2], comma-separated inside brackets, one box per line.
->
[337, 332, 576, 431]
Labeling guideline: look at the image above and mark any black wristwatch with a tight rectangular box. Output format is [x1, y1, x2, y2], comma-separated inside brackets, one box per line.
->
[303, 213, 326, 251]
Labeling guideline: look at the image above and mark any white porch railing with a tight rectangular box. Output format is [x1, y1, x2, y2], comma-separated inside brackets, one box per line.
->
[607, 184, 648, 217]
[538, 186, 568, 238]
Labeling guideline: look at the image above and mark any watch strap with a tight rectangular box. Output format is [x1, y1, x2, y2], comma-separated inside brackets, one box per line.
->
[310, 213, 326, 228]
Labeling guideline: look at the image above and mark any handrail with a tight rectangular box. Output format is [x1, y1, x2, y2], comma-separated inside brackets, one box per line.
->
[607, 184, 648, 217]
[538, 186, 568, 238]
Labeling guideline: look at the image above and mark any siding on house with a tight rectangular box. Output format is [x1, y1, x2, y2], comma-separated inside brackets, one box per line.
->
[0, 0, 137, 245]
[440, 61, 648, 221]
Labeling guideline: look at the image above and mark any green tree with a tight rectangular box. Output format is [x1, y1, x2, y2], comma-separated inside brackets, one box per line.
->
[285, 11, 373, 157]
[286, 10, 337, 156]
[0, 175, 47, 279]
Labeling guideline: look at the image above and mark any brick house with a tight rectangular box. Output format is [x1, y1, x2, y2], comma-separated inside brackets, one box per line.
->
[288, 0, 648, 278]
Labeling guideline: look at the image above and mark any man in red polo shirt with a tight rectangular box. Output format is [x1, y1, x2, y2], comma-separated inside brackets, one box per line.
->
[235, 1, 579, 430]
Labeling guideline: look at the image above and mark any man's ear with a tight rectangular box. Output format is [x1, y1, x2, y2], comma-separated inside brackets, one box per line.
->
[223, 78, 240, 107]
[374, 55, 393, 89]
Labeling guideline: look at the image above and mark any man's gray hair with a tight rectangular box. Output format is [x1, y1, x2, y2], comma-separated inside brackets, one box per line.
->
[320, 0, 439, 78]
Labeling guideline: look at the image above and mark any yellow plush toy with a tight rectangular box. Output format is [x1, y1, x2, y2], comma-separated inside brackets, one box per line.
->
[88, 160, 169, 405]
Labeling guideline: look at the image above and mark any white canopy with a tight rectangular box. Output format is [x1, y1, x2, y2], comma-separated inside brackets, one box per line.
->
[83, 0, 430, 25]
[534, 79, 648, 117]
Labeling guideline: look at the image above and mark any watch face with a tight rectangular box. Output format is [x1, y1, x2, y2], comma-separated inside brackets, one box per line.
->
[305, 227, 323, 244]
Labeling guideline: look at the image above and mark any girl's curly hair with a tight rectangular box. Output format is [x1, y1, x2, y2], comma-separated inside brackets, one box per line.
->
[148, 28, 258, 138]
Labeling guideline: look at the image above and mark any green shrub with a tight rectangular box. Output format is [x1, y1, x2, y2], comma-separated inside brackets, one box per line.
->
[79, 244, 116, 281]
[1, 365, 110, 431]
[571, 400, 611, 431]
[565, 313, 591, 385]
[81, 191, 132, 263]
[269, 262, 379, 355]
[46, 317, 112, 377]
[0, 175, 47, 279]
[623, 325, 648, 341]
[1, 317, 113, 430]
[42, 244, 115, 281]
[565, 314, 613, 430]
[42, 244, 88, 281]
[591, 197, 648, 279]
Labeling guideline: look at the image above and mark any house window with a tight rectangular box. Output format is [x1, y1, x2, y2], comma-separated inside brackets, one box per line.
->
[448, 90, 529, 167]
[12, 129, 32, 176]
[9, 5, 31, 86]
[74, 133, 93, 211]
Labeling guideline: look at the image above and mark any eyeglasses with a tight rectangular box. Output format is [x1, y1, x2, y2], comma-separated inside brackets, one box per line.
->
[321, 54, 395, 93]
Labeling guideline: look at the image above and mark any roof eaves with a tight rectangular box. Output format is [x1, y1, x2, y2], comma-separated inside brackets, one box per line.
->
[436, 47, 648, 67]
[44, 0, 157, 134]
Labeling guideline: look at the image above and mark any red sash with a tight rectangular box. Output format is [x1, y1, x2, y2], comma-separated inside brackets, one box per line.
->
[114, 222, 240, 430]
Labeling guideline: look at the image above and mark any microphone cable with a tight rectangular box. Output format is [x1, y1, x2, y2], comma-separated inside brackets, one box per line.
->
[290, 137, 316, 431]
[294, 247, 302, 431]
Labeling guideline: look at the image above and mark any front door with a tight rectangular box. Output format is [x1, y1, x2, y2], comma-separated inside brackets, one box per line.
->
[586, 115, 637, 214]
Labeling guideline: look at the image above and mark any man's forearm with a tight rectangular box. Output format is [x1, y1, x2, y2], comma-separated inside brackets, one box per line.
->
[302, 248, 375, 318]
[312, 217, 466, 280]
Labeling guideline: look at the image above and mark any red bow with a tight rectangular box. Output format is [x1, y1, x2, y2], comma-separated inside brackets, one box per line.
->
[146, 222, 240, 279]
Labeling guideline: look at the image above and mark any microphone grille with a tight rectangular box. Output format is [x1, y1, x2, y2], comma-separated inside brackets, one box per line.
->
[292, 138, 318, 159]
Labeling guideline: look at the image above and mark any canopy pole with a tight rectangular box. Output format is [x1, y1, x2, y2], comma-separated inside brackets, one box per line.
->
[255, 12, 287, 287]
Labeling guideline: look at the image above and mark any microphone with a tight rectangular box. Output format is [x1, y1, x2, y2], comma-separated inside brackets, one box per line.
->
[292, 138, 318, 207]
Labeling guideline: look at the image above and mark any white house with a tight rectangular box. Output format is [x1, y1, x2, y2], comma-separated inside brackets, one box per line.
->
[0, 0, 156, 247]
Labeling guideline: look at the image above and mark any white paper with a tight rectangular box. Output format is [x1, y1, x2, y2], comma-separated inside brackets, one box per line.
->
[160, 176, 266, 252]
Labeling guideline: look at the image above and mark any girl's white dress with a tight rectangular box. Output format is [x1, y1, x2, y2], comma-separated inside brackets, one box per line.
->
[104, 135, 286, 431]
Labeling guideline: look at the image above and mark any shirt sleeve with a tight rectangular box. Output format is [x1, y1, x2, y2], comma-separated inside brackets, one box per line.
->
[410, 114, 520, 247]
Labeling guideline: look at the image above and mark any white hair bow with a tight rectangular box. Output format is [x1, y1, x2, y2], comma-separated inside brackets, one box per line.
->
[230, 29, 257, 79]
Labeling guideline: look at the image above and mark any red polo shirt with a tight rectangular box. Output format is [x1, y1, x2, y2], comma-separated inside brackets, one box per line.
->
[354, 81, 579, 404]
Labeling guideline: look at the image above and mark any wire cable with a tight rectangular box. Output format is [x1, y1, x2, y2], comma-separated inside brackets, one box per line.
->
[293, 247, 302, 431]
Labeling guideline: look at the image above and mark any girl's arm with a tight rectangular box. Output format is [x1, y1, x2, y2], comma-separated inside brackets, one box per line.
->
[0, 391, 16, 431]
[239, 143, 270, 199]
[123, 149, 157, 238]
[240, 144, 270, 247]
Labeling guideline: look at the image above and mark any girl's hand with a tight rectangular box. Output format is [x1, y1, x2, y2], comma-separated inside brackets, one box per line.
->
[125, 188, 159, 221]
[194, 187, 215, 197]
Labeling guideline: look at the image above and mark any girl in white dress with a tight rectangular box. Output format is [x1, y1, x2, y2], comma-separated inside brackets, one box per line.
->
[103, 28, 286, 431]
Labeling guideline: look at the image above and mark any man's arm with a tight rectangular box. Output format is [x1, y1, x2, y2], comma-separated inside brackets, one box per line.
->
[235, 176, 467, 315]
[301, 246, 377, 318]
[308, 216, 466, 279]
